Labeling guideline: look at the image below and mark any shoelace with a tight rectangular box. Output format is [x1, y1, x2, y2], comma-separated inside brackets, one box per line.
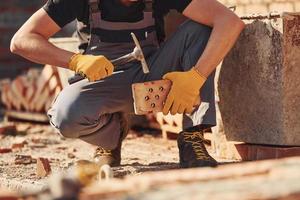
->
[183, 132, 211, 160]
[95, 147, 112, 156]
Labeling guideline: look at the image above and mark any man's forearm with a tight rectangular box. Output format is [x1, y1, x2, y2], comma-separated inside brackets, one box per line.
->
[183, 0, 245, 78]
[10, 33, 74, 68]
[194, 17, 244, 78]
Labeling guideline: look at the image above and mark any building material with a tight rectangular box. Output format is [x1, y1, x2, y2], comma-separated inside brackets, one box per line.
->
[14, 155, 35, 165]
[0, 123, 17, 135]
[82, 157, 300, 200]
[5, 111, 49, 123]
[36, 158, 51, 177]
[0, 148, 12, 154]
[218, 12, 300, 145]
[132, 80, 172, 115]
[156, 113, 183, 139]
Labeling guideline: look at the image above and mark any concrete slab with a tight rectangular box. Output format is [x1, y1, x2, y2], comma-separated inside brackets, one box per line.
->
[218, 12, 300, 145]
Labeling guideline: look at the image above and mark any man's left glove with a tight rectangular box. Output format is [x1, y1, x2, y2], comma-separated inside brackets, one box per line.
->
[162, 68, 206, 115]
[69, 54, 114, 82]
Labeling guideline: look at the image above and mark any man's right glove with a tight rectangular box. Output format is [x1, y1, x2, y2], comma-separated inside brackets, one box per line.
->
[68, 54, 114, 82]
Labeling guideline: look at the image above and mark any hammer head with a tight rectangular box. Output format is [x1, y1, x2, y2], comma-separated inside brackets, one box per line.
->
[131, 32, 150, 74]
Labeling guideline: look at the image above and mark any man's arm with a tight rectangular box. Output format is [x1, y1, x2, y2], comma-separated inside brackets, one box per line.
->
[10, 8, 74, 68]
[183, 0, 245, 77]
[162, 0, 244, 115]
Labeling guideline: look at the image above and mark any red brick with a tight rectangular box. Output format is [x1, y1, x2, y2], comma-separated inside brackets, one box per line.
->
[36, 158, 51, 177]
[0, 123, 17, 135]
[0, 148, 12, 154]
[11, 141, 27, 149]
[234, 144, 300, 161]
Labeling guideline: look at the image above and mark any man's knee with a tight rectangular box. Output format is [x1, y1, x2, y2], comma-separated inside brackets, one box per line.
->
[48, 102, 82, 139]
[47, 85, 98, 139]
[180, 20, 212, 40]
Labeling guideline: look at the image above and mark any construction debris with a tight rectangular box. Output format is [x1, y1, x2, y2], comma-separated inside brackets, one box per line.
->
[11, 141, 27, 149]
[36, 158, 51, 177]
[1, 65, 62, 114]
[15, 155, 36, 165]
[67, 153, 76, 159]
[82, 157, 300, 200]
[0, 148, 12, 154]
[0, 123, 17, 136]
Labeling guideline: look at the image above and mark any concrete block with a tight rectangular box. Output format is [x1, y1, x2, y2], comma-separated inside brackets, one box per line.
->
[218, 12, 300, 145]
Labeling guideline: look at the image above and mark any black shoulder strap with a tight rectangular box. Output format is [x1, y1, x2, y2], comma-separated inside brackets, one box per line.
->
[144, 0, 152, 12]
[89, 0, 100, 13]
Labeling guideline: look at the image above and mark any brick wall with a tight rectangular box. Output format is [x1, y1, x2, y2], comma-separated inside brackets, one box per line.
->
[0, 0, 75, 80]
[218, 0, 300, 16]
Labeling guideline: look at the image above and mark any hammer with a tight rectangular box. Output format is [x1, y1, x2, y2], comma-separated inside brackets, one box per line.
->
[68, 32, 150, 84]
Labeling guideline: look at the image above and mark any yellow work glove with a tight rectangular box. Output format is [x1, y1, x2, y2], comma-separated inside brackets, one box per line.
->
[162, 68, 206, 115]
[69, 54, 114, 82]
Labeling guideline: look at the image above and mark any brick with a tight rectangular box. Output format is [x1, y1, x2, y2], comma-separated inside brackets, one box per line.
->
[0, 123, 17, 135]
[12, 141, 27, 149]
[15, 155, 35, 165]
[36, 158, 51, 177]
[0, 148, 12, 154]
[132, 80, 172, 115]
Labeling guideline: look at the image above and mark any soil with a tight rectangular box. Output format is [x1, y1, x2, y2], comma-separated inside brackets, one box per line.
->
[0, 122, 226, 193]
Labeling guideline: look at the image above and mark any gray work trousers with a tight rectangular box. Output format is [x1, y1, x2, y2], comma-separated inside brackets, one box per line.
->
[48, 20, 216, 150]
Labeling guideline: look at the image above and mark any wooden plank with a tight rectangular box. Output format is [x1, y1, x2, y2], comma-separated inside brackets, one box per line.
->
[29, 65, 57, 111]
[82, 157, 300, 200]
[5, 111, 49, 123]
[1, 82, 12, 110]
[11, 76, 30, 110]
[34, 87, 50, 112]
[44, 86, 61, 112]
[156, 113, 182, 139]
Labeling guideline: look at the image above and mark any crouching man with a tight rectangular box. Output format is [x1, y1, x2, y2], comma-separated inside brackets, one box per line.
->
[11, 0, 244, 168]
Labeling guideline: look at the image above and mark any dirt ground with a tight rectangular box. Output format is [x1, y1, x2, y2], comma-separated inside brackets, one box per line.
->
[0, 121, 231, 194]
[0, 122, 182, 192]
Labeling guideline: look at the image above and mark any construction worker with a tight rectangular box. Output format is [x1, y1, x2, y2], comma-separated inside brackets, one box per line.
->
[10, 0, 244, 168]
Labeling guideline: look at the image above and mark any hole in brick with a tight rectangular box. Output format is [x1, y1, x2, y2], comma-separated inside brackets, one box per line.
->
[149, 88, 154, 93]
[155, 95, 159, 100]
[159, 87, 164, 91]
[145, 96, 150, 101]
[151, 103, 155, 108]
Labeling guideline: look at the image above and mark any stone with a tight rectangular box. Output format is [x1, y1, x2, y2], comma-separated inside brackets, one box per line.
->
[218, 13, 300, 145]
[15, 155, 35, 165]
[68, 153, 76, 159]
[36, 158, 51, 177]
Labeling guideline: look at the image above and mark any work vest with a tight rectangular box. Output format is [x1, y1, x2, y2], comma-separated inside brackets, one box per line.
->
[82, 0, 159, 61]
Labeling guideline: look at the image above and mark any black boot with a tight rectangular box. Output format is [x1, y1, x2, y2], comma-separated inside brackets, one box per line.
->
[177, 130, 218, 168]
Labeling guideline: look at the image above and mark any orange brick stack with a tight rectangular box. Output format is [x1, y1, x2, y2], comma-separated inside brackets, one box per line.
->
[0, 65, 62, 113]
